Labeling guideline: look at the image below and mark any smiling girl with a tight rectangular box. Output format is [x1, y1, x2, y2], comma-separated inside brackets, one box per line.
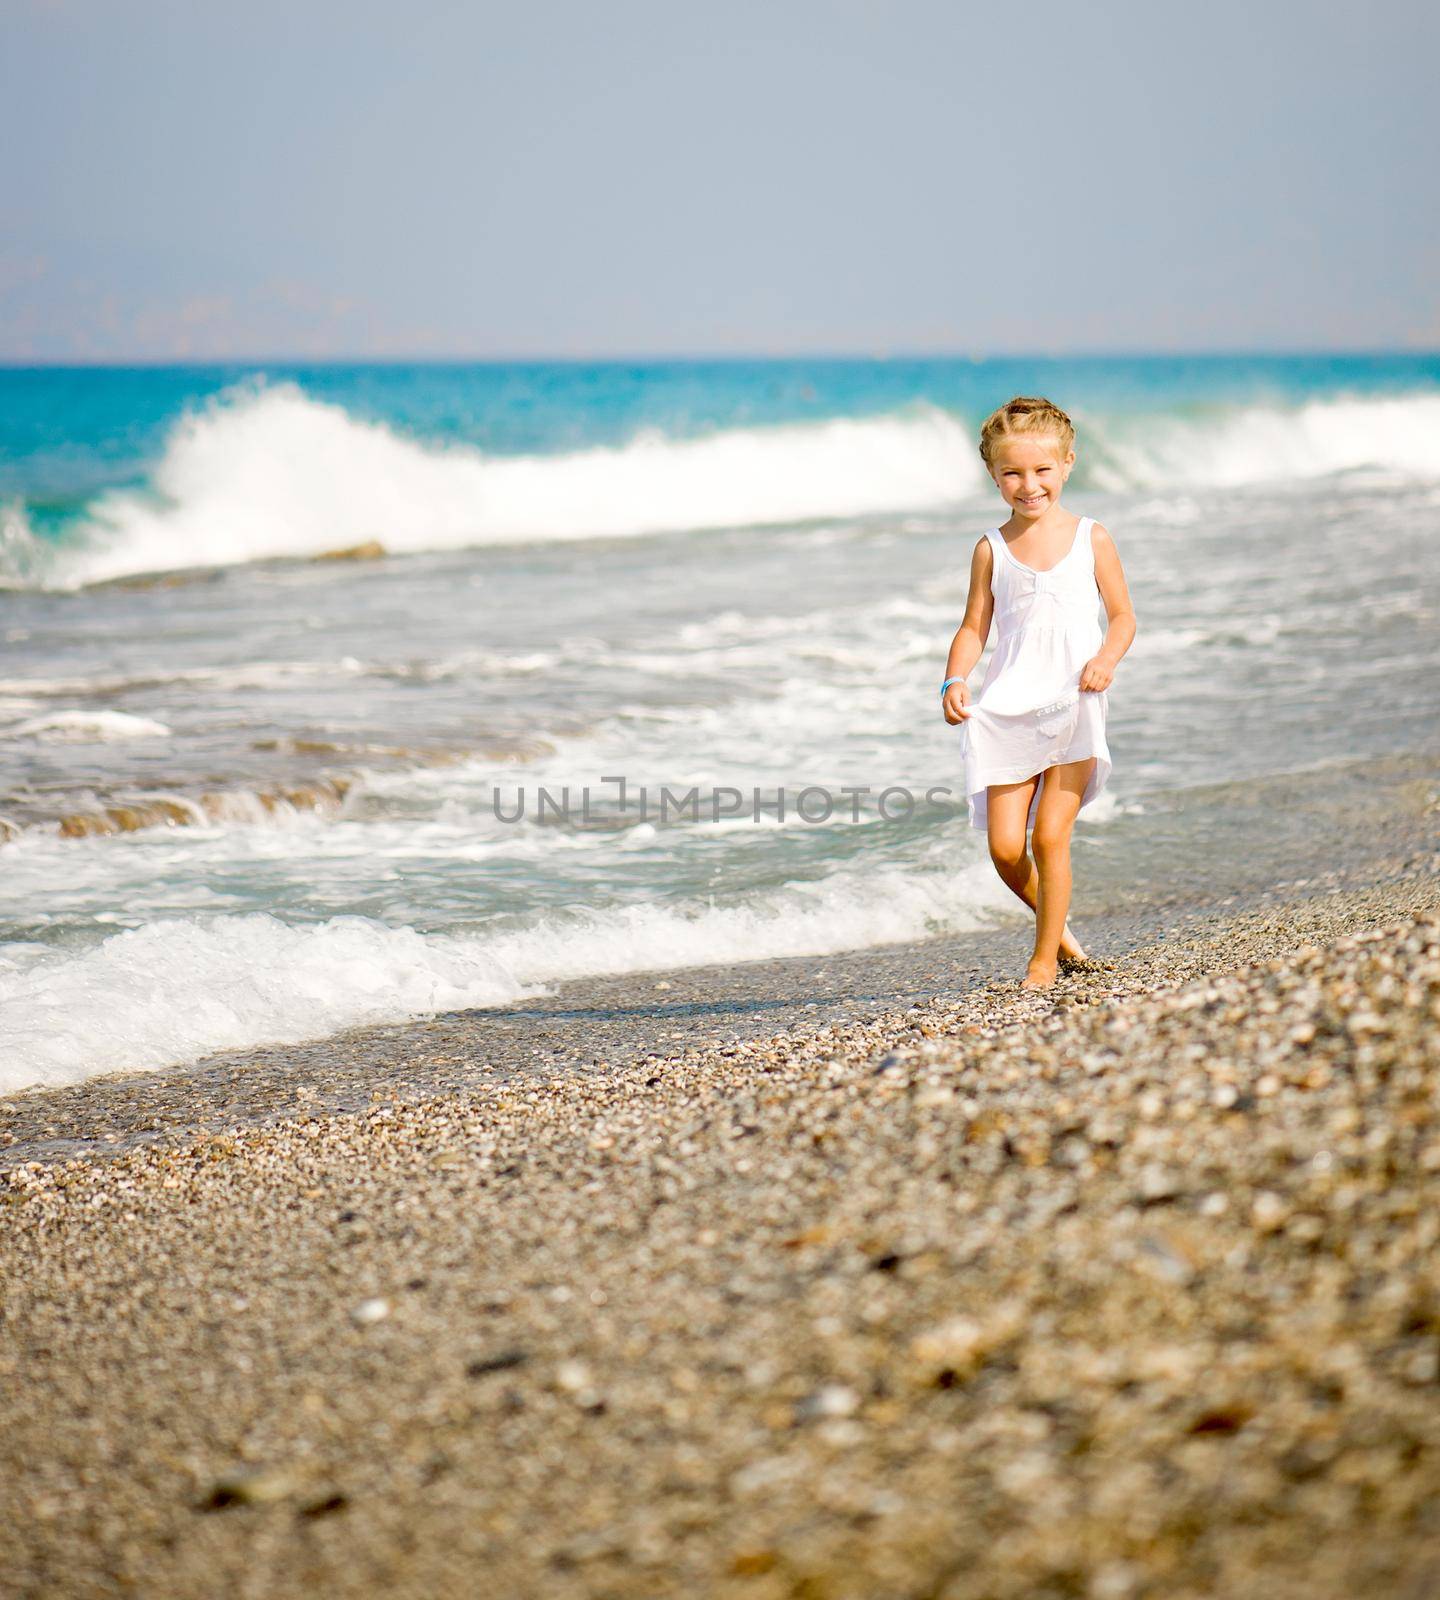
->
[941, 397, 1137, 989]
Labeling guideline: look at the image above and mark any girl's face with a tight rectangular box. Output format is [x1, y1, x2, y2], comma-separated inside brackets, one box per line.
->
[988, 435, 1075, 522]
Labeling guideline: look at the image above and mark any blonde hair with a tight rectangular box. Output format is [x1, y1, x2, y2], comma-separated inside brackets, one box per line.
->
[978, 396, 1075, 470]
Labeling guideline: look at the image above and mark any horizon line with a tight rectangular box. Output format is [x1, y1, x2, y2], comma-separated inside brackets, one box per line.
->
[3, 345, 1439, 372]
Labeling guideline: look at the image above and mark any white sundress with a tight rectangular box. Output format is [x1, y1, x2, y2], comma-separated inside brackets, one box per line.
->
[959, 515, 1111, 832]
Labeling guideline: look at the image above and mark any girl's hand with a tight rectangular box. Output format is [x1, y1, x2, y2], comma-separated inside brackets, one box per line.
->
[1080, 657, 1114, 692]
[942, 682, 971, 723]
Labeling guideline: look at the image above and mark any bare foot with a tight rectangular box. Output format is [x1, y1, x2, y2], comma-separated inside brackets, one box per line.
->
[1059, 923, 1086, 961]
[1022, 959, 1057, 990]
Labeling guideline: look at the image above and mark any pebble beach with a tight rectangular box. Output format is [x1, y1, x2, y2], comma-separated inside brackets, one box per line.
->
[4, 859, 1439, 1599]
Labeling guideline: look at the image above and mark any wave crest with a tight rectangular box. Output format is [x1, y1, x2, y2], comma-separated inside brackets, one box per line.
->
[35, 384, 981, 586]
[1084, 391, 1440, 492]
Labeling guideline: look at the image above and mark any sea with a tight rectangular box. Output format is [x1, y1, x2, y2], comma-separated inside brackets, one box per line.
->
[2, 354, 1438, 1095]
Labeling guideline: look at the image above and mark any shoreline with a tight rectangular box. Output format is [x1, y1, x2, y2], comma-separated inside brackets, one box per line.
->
[3, 861, 1439, 1596]
[0, 839, 1431, 1170]
[4, 746, 1437, 1167]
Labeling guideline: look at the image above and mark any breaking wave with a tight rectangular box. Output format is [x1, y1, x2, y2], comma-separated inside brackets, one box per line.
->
[7, 382, 1440, 587]
[16, 384, 980, 587]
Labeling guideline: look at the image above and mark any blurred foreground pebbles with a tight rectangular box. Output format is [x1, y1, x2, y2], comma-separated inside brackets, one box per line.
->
[2, 875, 1439, 1598]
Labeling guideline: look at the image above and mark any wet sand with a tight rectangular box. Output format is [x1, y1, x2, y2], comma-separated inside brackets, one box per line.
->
[3, 855, 1439, 1598]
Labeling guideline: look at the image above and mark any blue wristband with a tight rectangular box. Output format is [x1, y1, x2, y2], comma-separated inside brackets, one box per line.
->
[939, 676, 966, 698]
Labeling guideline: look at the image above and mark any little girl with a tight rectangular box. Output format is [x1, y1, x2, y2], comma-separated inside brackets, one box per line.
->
[941, 397, 1137, 989]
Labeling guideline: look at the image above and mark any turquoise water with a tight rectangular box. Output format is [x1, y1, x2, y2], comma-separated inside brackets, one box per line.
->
[5, 352, 1439, 517]
[2, 354, 1438, 1092]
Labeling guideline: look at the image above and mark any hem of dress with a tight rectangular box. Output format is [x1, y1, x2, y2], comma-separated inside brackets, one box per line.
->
[965, 748, 1111, 831]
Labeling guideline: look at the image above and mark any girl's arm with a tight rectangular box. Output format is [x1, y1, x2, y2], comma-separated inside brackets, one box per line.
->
[1080, 523, 1137, 692]
[941, 537, 995, 723]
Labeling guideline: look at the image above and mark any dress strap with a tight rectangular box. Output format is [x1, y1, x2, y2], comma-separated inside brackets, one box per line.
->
[1078, 516, 1095, 567]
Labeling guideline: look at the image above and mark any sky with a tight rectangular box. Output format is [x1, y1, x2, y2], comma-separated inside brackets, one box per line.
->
[1, 0, 1436, 361]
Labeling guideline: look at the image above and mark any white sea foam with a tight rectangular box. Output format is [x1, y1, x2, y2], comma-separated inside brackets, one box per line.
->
[1086, 392, 1440, 493]
[0, 852, 1008, 1093]
[9, 709, 172, 742]
[0, 916, 531, 1091]
[0, 648, 556, 702]
[37, 384, 980, 586]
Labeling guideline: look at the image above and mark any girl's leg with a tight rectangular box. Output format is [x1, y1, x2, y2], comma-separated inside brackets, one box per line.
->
[985, 776, 1086, 963]
[1024, 758, 1097, 988]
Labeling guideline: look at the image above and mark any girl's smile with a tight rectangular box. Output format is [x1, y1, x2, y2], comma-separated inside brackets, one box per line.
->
[988, 437, 1075, 522]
